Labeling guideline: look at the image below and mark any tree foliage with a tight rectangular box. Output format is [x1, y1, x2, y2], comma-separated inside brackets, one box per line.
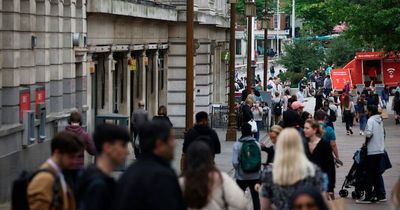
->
[325, 36, 364, 67]
[236, 0, 276, 24]
[278, 40, 324, 73]
[290, 0, 400, 51]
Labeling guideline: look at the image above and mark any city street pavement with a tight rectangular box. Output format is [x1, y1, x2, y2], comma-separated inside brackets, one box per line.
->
[1, 96, 398, 210]
[170, 96, 399, 210]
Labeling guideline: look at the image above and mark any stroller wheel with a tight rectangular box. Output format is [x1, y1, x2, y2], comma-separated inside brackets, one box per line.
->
[339, 189, 348, 198]
[352, 190, 364, 199]
[351, 191, 357, 199]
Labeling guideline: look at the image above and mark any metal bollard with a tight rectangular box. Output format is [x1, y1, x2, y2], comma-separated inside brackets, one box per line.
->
[38, 104, 46, 142]
[22, 110, 35, 148]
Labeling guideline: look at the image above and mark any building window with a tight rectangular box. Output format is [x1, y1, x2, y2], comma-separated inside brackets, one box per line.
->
[235, 39, 241, 55]
[256, 40, 264, 55]
[273, 14, 278, 29]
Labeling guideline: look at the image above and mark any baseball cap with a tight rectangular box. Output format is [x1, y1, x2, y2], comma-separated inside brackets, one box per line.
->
[291, 101, 305, 110]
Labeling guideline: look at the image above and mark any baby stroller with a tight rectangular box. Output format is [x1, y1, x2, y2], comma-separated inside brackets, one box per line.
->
[338, 145, 368, 199]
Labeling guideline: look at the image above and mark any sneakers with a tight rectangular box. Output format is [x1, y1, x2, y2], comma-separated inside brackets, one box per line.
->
[359, 131, 364, 136]
[356, 198, 373, 204]
[376, 196, 387, 202]
[349, 129, 353, 135]
[346, 131, 350, 135]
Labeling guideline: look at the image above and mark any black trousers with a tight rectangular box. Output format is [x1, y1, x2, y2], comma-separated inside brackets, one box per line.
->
[365, 154, 386, 199]
[236, 179, 260, 210]
[343, 111, 354, 132]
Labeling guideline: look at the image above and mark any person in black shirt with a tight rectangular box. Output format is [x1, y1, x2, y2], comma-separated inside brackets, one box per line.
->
[242, 98, 254, 123]
[303, 119, 335, 197]
[152, 105, 173, 128]
[181, 112, 221, 172]
[77, 124, 130, 210]
[114, 121, 186, 210]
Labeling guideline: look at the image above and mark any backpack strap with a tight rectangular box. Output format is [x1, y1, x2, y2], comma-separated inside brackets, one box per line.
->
[31, 169, 63, 210]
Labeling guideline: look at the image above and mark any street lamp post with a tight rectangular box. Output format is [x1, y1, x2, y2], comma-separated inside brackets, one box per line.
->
[292, 0, 295, 38]
[261, 4, 269, 91]
[186, 0, 194, 131]
[245, 0, 256, 94]
[226, 0, 237, 142]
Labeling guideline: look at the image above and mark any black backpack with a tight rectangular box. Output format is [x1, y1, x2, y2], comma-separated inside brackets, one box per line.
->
[273, 100, 282, 115]
[328, 108, 337, 122]
[12, 169, 62, 210]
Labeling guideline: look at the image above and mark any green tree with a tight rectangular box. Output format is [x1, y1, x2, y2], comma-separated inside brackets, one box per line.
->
[278, 40, 324, 73]
[325, 36, 363, 67]
[330, 0, 400, 51]
[236, 0, 276, 24]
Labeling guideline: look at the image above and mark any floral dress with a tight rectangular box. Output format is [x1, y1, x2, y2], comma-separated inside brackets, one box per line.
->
[260, 166, 323, 210]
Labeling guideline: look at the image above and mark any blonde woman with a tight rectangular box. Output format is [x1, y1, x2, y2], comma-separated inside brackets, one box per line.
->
[260, 128, 323, 210]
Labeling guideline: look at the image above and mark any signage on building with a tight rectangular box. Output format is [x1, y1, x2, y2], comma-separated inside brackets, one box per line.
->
[128, 58, 137, 71]
[19, 89, 31, 122]
[221, 51, 230, 62]
[35, 87, 45, 115]
[144, 56, 149, 66]
[89, 62, 95, 74]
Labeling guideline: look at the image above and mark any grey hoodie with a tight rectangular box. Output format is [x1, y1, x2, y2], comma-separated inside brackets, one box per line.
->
[232, 136, 261, 180]
[365, 114, 385, 155]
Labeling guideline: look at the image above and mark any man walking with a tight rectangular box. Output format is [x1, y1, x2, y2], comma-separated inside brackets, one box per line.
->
[181, 112, 221, 172]
[131, 100, 148, 158]
[28, 132, 83, 210]
[114, 121, 186, 210]
[232, 123, 261, 210]
[77, 124, 130, 210]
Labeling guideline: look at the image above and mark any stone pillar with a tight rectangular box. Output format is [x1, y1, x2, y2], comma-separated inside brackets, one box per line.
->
[139, 50, 146, 104]
[119, 52, 131, 116]
[48, 0, 63, 113]
[195, 39, 212, 114]
[167, 25, 189, 130]
[35, 0, 51, 113]
[76, 55, 87, 110]
[86, 53, 93, 132]
[0, 0, 3, 126]
[153, 50, 159, 115]
[2, 0, 21, 124]
[104, 53, 114, 113]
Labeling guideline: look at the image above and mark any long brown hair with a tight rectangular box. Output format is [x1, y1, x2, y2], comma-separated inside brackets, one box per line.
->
[343, 94, 351, 109]
[305, 119, 324, 137]
[183, 140, 221, 208]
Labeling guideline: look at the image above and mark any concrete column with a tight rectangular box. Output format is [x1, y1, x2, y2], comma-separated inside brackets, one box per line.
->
[139, 50, 146, 105]
[119, 52, 131, 116]
[49, 0, 63, 113]
[76, 56, 87, 109]
[2, 0, 21, 124]
[105, 53, 114, 113]
[195, 39, 212, 114]
[35, 0, 51, 113]
[0, 0, 3, 126]
[153, 50, 159, 115]
[86, 53, 93, 132]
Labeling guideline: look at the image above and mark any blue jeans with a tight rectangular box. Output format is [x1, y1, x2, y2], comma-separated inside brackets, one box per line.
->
[324, 88, 332, 97]
[254, 121, 263, 141]
[359, 114, 367, 131]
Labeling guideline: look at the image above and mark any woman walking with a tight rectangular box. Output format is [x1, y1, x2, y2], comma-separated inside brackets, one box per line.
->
[260, 128, 323, 210]
[356, 95, 367, 135]
[303, 119, 335, 197]
[180, 141, 247, 210]
[342, 94, 356, 135]
[260, 125, 283, 165]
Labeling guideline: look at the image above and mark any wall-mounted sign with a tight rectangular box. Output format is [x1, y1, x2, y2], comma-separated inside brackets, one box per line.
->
[20, 89, 31, 122]
[128, 58, 137, 71]
[35, 87, 45, 114]
[221, 51, 230, 62]
[89, 62, 95, 74]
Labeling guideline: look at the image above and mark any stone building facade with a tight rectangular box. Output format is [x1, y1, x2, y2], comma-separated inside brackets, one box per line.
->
[0, 0, 230, 201]
[0, 0, 87, 202]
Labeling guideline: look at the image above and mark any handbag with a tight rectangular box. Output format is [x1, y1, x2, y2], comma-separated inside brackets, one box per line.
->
[327, 197, 346, 210]
[248, 120, 258, 133]
[379, 150, 392, 173]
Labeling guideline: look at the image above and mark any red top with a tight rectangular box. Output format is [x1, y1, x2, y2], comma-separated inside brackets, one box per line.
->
[368, 67, 377, 77]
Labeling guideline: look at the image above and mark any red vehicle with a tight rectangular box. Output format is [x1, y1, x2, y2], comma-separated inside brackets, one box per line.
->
[334, 52, 400, 90]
